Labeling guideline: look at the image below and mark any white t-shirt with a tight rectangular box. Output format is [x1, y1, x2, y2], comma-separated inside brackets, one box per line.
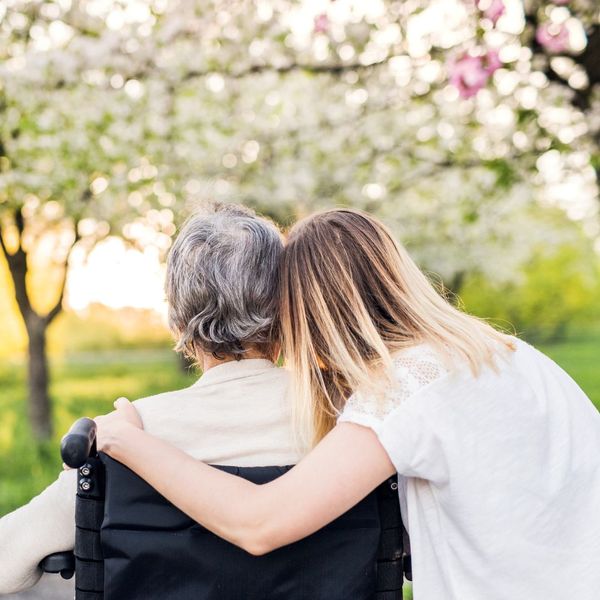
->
[339, 338, 600, 600]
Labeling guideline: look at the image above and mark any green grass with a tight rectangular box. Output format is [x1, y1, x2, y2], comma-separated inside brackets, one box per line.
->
[538, 335, 600, 409]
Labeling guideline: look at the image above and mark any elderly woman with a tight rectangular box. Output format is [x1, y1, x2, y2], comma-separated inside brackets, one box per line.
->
[0, 203, 304, 594]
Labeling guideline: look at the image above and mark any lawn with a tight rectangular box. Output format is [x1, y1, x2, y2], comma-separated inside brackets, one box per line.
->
[538, 335, 600, 409]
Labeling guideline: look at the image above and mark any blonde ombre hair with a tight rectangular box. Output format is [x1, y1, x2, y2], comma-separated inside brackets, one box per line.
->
[280, 208, 515, 446]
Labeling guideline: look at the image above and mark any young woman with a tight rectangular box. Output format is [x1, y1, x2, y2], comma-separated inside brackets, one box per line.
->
[96, 208, 600, 599]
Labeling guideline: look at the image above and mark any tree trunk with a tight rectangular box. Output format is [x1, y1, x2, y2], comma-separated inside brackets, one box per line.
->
[0, 208, 70, 441]
[26, 318, 52, 440]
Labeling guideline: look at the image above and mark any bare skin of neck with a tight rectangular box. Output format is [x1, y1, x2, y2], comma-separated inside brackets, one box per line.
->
[199, 346, 280, 373]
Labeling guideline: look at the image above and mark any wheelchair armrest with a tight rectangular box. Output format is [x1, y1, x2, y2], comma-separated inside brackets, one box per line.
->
[39, 551, 75, 580]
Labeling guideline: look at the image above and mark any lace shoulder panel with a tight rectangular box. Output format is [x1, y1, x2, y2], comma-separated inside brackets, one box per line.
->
[343, 344, 450, 422]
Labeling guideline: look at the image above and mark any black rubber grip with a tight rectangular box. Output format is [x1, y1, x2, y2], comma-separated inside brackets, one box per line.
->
[39, 551, 75, 578]
[61, 417, 97, 468]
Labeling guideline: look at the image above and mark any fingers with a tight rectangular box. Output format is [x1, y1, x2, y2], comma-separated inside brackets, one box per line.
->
[113, 396, 143, 428]
[113, 397, 130, 410]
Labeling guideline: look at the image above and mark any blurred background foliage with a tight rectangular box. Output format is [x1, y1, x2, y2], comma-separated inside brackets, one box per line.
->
[0, 0, 599, 538]
[461, 242, 600, 340]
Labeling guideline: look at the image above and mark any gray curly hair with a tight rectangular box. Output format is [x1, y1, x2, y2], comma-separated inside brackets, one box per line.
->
[166, 203, 283, 362]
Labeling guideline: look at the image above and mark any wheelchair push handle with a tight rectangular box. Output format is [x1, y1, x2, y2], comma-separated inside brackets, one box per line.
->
[61, 417, 97, 468]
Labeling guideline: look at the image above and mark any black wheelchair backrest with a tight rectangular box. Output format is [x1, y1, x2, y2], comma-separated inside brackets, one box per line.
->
[49, 417, 409, 600]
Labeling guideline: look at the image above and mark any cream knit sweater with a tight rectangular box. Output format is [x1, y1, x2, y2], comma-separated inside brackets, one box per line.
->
[0, 359, 303, 594]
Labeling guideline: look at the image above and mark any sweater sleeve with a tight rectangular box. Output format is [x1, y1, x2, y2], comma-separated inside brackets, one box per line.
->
[0, 468, 77, 594]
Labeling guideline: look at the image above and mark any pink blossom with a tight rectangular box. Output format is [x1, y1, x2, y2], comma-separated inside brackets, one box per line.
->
[477, 0, 505, 25]
[484, 50, 502, 75]
[536, 23, 570, 53]
[313, 13, 329, 34]
[553, 0, 569, 5]
[449, 51, 503, 98]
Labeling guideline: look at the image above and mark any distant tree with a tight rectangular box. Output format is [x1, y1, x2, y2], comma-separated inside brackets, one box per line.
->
[0, 9, 173, 436]
[0, 81, 174, 437]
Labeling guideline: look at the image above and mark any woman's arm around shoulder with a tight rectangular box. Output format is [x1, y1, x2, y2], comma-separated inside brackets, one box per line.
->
[97, 400, 395, 556]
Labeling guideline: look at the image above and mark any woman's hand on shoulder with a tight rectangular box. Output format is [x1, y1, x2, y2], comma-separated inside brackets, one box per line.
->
[95, 397, 143, 455]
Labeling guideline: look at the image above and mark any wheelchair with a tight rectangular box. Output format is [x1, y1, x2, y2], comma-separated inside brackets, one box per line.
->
[41, 418, 412, 599]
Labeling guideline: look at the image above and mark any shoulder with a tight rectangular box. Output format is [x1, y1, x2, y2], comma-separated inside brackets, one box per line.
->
[383, 343, 452, 410]
[340, 343, 451, 428]
[132, 366, 291, 425]
[132, 384, 198, 417]
[133, 386, 193, 406]
[391, 344, 450, 391]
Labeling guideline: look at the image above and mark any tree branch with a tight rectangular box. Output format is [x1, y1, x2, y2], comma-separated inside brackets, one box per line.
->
[45, 221, 80, 325]
[0, 225, 9, 261]
[524, 10, 599, 110]
[178, 55, 396, 82]
[44, 272, 66, 325]
[2, 208, 35, 322]
[44, 52, 400, 91]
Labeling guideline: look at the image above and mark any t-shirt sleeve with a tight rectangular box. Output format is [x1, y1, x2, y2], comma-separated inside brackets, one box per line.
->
[338, 350, 450, 483]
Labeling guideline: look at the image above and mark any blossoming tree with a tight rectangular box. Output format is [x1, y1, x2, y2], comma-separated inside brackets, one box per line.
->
[0, 0, 598, 438]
